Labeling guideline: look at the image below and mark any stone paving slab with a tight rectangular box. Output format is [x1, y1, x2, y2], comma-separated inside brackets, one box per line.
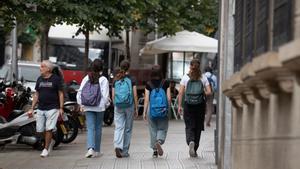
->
[0, 118, 217, 169]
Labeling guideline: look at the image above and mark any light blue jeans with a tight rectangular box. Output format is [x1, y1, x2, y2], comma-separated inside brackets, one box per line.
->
[114, 105, 134, 155]
[148, 116, 169, 149]
[85, 111, 104, 152]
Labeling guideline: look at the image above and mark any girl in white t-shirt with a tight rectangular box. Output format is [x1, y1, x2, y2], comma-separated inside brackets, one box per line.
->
[177, 59, 211, 157]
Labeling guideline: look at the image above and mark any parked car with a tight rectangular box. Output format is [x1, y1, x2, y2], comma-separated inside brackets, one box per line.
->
[0, 62, 40, 92]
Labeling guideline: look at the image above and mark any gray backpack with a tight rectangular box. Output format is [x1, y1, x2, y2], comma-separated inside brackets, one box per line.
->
[185, 78, 205, 105]
[81, 77, 101, 106]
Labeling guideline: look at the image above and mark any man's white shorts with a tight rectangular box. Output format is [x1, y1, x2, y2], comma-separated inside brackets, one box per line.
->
[36, 109, 59, 132]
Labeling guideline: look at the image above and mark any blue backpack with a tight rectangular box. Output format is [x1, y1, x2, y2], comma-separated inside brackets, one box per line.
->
[149, 80, 168, 119]
[114, 77, 133, 108]
[207, 74, 217, 92]
[81, 78, 101, 106]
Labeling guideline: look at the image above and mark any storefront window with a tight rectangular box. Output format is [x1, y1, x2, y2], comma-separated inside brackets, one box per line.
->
[168, 52, 194, 80]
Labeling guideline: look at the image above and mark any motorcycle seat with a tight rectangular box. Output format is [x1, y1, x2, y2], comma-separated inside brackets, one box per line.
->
[7, 110, 25, 122]
[64, 101, 77, 106]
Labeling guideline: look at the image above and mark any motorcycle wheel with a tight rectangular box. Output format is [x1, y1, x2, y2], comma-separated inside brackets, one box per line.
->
[104, 106, 114, 126]
[61, 116, 78, 144]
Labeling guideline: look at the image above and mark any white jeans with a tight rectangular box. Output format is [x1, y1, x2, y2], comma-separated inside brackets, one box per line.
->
[36, 109, 59, 132]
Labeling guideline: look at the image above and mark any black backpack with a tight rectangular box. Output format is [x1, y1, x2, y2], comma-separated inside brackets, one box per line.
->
[185, 77, 205, 105]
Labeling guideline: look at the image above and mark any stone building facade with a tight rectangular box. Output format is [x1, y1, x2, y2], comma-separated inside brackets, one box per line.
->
[218, 0, 300, 169]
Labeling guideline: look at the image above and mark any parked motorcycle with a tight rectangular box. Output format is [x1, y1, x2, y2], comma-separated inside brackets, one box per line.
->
[54, 113, 76, 145]
[0, 110, 44, 150]
[0, 82, 16, 120]
[64, 101, 85, 130]
[0, 81, 32, 120]
[59, 106, 79, 144]
[104, 102, 114, 126]
[14, 85, 32, 111]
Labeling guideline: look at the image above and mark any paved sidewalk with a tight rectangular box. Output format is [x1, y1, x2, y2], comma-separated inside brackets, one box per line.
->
[0, 118, 216, 169]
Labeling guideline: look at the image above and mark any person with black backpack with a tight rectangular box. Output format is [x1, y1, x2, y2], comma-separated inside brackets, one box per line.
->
[177, 59, 212, 158]
[76, 59, 110, 158]
[142, 65, 171, 158]
[112, 60, 138, 158]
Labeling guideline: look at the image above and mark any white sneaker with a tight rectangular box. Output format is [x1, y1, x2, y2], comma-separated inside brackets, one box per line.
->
[85, 148, 95, 158]
[189, 141, 196, 157]
[48, 139, 56, 154]
[93, 152, 103, 157]
[40, 149, 49, 157]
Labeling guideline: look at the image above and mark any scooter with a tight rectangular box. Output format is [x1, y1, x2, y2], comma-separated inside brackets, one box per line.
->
[0, 110, 44, 150]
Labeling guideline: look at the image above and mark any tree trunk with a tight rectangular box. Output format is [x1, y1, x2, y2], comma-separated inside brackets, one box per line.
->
[84, 29, 89, 74]
[125, 29, 130, 60]
[40, 25, 50, 61]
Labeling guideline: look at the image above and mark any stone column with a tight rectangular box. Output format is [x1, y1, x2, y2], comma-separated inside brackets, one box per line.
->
[218, 0, 235, 168]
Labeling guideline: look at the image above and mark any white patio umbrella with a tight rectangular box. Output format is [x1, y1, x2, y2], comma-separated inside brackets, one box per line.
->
[140, 30, 218, 55]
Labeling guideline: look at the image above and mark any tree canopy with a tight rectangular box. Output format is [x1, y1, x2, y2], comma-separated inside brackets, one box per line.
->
[1, 0, 218, 36]
[1, 0, 218, 70]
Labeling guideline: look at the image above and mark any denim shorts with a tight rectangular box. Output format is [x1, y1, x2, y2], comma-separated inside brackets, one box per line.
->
[36, 109, 59, 132]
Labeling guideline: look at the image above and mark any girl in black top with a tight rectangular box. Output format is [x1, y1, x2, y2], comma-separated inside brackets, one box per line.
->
[143, 65, 171, 158]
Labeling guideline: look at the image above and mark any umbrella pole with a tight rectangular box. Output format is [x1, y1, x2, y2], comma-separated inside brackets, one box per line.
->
[183, 52, 186, 76]
[170, 53, 173, 79]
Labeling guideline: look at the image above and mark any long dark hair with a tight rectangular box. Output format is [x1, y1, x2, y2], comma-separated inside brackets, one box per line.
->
[89, 59, 103, 84]
[114, 60, 130, 81]
[189, 59, 201, 80]
[150, 64, 163, 80]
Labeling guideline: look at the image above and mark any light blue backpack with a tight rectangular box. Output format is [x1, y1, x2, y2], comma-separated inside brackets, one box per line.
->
[149, 80, 168, 119]
[114, 77, 133, 108]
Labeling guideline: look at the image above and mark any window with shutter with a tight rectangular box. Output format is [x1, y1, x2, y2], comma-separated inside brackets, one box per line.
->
[234, 0, 244, 71]
[243, 0, 255, 64]
[256, 0, 269, 55]
[273, 0, 292, 49]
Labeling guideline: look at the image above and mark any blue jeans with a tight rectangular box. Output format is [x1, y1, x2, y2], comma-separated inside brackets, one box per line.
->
[148, 116, 169, 149]
[114, 105, 134, 155]
[85, 111, 104, 152]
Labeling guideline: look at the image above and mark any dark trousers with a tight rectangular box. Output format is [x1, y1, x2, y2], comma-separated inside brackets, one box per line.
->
[183, 102, 206, 152]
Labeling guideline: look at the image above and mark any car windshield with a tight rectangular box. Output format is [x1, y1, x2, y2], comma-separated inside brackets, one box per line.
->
[19, 65, 40, 82]
[0, 65, 9, 79]
[0, 64, 40, 82]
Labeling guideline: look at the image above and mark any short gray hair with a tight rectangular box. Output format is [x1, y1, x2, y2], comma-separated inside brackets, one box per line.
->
[42, 60, 54, 71]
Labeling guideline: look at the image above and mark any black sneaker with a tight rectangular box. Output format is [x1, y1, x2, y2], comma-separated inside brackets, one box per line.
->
[155, 141, 163, 156]
[115, 148, 122, 158]
[152, 149, 158, 158]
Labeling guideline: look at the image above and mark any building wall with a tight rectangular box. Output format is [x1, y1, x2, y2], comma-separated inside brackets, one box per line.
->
[217, 0, 235, 168]
[220, 0, 300, 168]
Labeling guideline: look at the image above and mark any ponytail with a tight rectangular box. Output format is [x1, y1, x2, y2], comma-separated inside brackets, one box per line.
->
[189, 59, 201, 80]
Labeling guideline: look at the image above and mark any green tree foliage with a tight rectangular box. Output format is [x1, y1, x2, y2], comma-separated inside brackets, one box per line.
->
[1, 0, 218, 67]
[0, 0, 69, 59]
[132, 0, 218, 36]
